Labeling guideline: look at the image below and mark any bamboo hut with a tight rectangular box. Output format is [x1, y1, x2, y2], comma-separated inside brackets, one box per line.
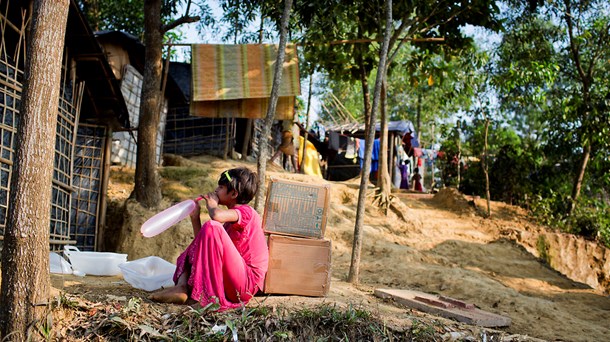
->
[0, 0, 130, 251]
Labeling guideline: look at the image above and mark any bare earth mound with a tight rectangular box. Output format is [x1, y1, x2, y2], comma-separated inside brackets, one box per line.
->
[51, 154, 610, 341]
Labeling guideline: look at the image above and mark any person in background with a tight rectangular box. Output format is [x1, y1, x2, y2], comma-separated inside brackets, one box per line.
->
[399, 159, 410, 190]
[269, 120, 299, 172]
[149, 167, 268, 311]
[411, 167, 423, 192]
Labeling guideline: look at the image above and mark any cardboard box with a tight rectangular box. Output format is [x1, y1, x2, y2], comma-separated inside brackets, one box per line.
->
[262, 178, 330, 239]
[264, 235, 331, 297]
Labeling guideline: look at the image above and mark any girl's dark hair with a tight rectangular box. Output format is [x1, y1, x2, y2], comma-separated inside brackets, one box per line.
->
[414, 168, 419, 173]
[218, 167, 259, 204]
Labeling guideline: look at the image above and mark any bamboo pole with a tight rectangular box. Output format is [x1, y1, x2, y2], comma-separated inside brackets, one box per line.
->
[330, 92, 359, 123]
[96, 126, 113, 251]
[165, 37, 444, 47]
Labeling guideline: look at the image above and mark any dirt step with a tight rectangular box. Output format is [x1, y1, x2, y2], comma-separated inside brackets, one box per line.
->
[391, 191, 434, 200]
[375, 288, 511, 328]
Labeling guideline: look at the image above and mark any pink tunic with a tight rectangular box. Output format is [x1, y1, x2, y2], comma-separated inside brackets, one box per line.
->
[173, 205, 268, 310]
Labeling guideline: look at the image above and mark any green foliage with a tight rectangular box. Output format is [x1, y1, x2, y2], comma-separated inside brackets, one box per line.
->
[432, 0, 610, 248]
[530, 193, 610, 248]
[316, 78, 365, 123]
[298, 0, 501, 131]
[567, 199, 610, 245]
[529, 191, 569, 227]
[77, 0, 212, 45]
[408, 319, 439, 341]
[489, 145, 531, 205]
[78, 0, 146, 38]
[495, 0, 610, 213]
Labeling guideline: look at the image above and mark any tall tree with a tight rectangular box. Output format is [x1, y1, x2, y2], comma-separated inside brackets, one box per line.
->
[464, 50, 495, 216]
[559, 0, 608, 215]
[348, 0, 392, 283]
[498, 0, 610, 215]
[254, 0, 293, 211]
[0, 0, 69, 339]
[133, 0, 198, 208]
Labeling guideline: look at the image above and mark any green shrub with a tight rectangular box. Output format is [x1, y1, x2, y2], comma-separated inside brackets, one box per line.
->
[568, 199, 610, 247]
[531, 194, 610, 248]
[530, 190, 569, 227]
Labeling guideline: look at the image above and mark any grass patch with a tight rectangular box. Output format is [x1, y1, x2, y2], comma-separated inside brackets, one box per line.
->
[159, 166, 216, 201]
[159, 166, 210, 181]
[51, 297, 449, 341]
[109, 167, 135, 184]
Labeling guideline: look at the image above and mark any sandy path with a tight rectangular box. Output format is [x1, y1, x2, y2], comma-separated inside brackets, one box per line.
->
[327, 193, 610, 342]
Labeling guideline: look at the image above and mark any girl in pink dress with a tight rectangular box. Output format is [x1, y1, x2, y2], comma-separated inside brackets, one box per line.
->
[150, 167, 268, 310]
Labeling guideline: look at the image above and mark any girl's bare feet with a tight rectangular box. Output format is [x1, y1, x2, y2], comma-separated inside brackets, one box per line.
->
[149, 284, 189, 304]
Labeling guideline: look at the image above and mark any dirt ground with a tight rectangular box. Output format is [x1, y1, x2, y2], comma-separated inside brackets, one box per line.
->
[51, 154, 610, 341]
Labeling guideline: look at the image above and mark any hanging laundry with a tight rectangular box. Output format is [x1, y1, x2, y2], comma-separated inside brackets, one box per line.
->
[328, 131, 341, 150]
[345, 137, 357, 159]
[413, 147, 423, 157]
[371, 139, 380, 172]
[402, 132, 413, 152]
[410, 134, 420, 148]
[298, 136, 323, 178]
[358, 138, 380, 172]
[395, 143, 408, 162]
[393, 164, 401, 188]
[422, 149, 438, 161]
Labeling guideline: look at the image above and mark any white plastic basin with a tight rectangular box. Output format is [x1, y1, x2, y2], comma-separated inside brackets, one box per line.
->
[64, 246, 127, 276]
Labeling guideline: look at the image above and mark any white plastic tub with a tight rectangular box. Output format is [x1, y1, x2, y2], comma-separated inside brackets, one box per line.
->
[119, 256, 176, 291]
[49, 252, 72, 274]
[63, 246, 127, 276]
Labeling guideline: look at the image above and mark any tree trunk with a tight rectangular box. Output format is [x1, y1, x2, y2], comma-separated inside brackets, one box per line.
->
[254, 0, 293, 212]
[377, 79, 391, 211]
[457, 120, 461, 189]
[416, 91, 422, 143]
[241, 119, 253, 159]
[563, 0, 593, 217]
[483, 117, 491, 218]
[356, 39, 371, 137]
[223, 117, 231, 160]
[301, 73, 314, 173]
[568, 142, 591, 216]
[348, 0, 392, 284]
[134, 0, 163, 208]
[0, 0, 69, 339]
